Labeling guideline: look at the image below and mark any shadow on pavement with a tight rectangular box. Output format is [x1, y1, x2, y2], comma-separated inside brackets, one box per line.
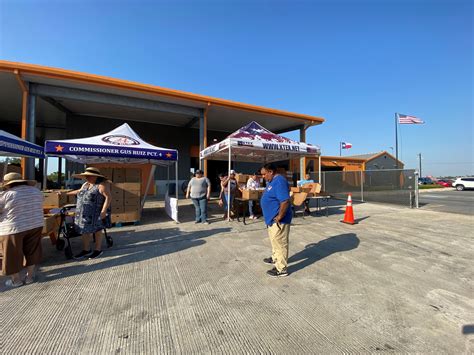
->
[38, 226, 231, 283]
[288, 233, 359, 274]
[353, 216, 370, 223]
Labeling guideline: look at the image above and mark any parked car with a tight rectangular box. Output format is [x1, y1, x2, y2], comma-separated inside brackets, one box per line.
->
[418, 177, 434, 185]
[452, 177, 474, 191]
[436, 179, 453, 187]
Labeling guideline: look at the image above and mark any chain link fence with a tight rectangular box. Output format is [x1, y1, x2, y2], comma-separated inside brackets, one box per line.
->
[309, 169, 418, 207]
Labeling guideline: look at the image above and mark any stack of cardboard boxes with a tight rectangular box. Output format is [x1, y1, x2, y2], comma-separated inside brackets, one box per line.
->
[43, 190, 68, 209]
[233, 173, 265, 200]
[41, 190, 68, 237]
[110, 168, 142, 223]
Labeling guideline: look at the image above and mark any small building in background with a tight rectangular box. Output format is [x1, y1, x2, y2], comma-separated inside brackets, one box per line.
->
[325, 151, 404, 171]
[291, 151, 404, 175]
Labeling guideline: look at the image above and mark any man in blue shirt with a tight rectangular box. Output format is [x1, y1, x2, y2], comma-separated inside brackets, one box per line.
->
[260, 163, 292, 277]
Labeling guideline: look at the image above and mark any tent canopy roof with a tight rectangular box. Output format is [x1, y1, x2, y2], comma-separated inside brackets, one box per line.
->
[0, 130, 44, 159]
[44, 123, 177, 166]
[200, 121, 320, 163]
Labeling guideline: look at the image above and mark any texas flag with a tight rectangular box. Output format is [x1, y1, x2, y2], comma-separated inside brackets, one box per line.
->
[341, 142, 352, 149]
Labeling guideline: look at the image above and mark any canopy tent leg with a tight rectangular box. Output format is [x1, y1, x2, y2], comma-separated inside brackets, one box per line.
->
[318, 154, 321, 184]
[175, 160, 179, 223]
[58, 157, 62, 188]
[227, 145, 231, 221]
[141, 165, 156, 210]
[43, 157, 48, 189]
[167, 164, 170, 199]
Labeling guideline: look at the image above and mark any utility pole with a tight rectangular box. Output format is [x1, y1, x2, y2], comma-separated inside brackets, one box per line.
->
[418, 153, 422, 177]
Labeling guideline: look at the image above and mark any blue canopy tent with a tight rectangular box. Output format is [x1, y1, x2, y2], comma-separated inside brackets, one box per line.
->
[1, 130, 45, 159]
[44, 123, 179, 222]
[1, 129, 45, 182]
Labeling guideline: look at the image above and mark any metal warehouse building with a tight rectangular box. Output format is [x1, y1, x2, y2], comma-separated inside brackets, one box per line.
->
[0, 61, 325, 190]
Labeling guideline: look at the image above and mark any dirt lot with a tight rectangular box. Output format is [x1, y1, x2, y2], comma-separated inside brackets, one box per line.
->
[1, 199, 473, 353]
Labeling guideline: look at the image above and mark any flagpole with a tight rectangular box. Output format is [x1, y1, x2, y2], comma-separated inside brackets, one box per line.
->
[395, 113, 399, 169]
[339, 142, 341, 157]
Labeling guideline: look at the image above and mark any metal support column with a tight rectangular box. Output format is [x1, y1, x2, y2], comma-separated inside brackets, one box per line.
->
[199, 109, 205, 170]
[203, 103, 209, 176]
[318, 154, 322, 184]
[175, 160, 179, 222]
[227, 145, 231, 221]
[299, 125, 307, 180]
[58, 157, 63, 187]
[43, 158, 48, 189]
[25, 93, 37, 180]
[414, 170, 419, 208]
[360, 170, 364, 202]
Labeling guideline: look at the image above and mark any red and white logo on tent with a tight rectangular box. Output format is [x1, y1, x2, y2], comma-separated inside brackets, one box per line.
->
[102, 135, 140, 146]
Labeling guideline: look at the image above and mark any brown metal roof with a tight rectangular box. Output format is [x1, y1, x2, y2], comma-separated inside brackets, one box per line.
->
[0, 60, 325, 133]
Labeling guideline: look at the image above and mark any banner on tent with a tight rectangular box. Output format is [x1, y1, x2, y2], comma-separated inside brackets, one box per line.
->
[45, 142, 177, 160]
[1, 135, 44, 158]
[200, 143, 221, 158]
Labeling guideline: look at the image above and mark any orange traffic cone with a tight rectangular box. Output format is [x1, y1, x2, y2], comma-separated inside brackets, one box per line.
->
[341, 194, 357, 225]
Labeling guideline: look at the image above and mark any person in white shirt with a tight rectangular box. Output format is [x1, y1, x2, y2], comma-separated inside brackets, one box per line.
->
[246, 172, 261, 219]
[0, 173, 43, 288]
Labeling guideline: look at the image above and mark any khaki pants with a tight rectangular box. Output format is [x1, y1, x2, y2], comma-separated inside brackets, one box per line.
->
[267, 222, 290, 272]
[1, 227, 43, 276]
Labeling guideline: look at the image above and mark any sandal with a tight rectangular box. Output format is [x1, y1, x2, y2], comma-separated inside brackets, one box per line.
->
[5, 279, 23, 288]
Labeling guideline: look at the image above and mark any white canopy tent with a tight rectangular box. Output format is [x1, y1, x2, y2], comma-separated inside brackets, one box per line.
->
[1, 129, 45, 181]
[200, 121, 321, 219]
[44, 123, 179, 222]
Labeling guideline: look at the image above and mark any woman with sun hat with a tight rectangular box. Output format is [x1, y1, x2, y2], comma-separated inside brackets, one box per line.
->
[66, 167, 112, 260]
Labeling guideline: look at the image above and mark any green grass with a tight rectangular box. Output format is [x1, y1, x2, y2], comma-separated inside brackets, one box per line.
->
[419, 184, 445, 189]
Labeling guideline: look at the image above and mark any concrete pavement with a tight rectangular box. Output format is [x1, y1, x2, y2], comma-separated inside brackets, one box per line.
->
[1, 200, 473, 353]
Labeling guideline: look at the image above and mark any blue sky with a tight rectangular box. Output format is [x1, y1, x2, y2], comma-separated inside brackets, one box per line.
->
[1, 0, 472, 176]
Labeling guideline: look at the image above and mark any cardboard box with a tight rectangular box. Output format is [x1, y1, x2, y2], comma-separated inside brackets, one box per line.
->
[42, 214, 60, 235]
[111, 204, 125, 214]
[123, 182, 141, 194]
[124, 196, 141, 206]
[101, 168, 113, 180]
[235, 174, 249, 183]
[111, 214, 122, 223]
[112, 198, 124, 207]
[242, 189, 260, 200]
[124, 189, 140, 199]
[111, 210, 140, 223]
[113, 168, 125, 183]
[111, 184, 124, 200]
[43, 190, 68, 208]
[122, 210, 140, 222]
[124, 205, 139, 213]
[112, 182, 125, 189]
[125, 168, 141, 182]
[67, 195, 77, 204]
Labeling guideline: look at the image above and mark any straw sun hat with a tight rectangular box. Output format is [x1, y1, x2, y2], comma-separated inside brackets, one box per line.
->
[73, 167, 106, 179]
[1, 172, 37, 188]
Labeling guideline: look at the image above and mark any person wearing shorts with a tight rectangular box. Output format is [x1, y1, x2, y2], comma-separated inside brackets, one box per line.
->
[0, 173, 44, 288]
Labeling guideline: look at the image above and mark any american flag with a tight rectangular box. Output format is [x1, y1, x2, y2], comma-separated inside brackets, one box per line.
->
[398, 114, 424, 124]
